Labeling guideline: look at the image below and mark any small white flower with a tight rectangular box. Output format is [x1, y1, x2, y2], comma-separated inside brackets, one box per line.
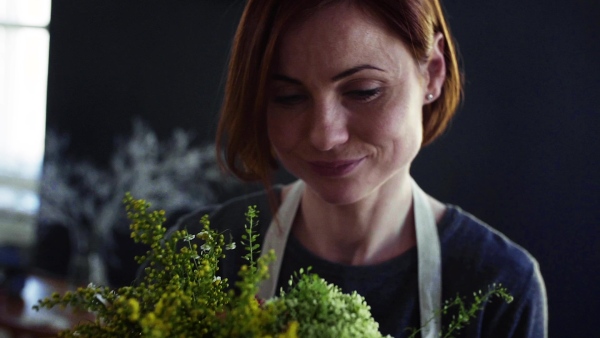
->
[183, 234, 195, 242]
[197, 231, 211, 240]
[225, 242, 236, 250]
[201, 243, 212, 252]
[213, 276, 222, 282]
[87, 283, 96, 289]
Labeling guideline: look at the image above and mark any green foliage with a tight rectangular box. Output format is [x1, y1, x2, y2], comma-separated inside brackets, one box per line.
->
[441, 284, 513, 338]
[406, 284, 514, 338]
[241, 205, 261, 273]
[34, 193, 295, 338]
[274, 268, 386, 337]
[34, 193, 512, 338]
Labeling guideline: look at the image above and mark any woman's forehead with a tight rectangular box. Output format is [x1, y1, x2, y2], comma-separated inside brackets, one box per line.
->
[272, 3, 413, 77]
[281, 2, 387, 39]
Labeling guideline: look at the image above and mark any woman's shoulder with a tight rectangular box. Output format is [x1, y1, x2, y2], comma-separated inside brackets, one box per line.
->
[439, 205, 545, 303]
[439, 205, 539, 275]
[439, 206, 548, 336]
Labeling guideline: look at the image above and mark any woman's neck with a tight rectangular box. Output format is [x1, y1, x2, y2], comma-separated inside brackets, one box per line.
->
[291, 175, 417, 266]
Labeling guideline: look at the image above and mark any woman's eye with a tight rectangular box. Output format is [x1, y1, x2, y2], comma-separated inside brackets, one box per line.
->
[272, 94, 306, 106]
[346, 88, 382, 102]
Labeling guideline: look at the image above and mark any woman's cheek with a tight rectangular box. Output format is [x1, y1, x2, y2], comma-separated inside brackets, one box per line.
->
[267, 113, 295, 153]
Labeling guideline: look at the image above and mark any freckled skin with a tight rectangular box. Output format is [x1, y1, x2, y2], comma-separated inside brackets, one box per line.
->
[267, 3, 428, 206]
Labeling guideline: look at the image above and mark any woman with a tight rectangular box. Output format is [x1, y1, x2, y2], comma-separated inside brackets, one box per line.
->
[177, 0, 547, 336]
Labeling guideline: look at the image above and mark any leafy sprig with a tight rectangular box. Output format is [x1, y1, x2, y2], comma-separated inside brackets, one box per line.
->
[240, 205, 261, 272]
[441, 284, 513, 338]
[406, 283, 514, 338]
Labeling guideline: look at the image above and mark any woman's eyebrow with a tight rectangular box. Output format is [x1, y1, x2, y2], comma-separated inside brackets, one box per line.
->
[272, 74, 301, 84]
[331, 64, 385, 81]
[271, 64, 385, 84]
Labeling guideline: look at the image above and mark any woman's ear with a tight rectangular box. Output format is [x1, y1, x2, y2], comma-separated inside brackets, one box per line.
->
[423, 32, 446, 103]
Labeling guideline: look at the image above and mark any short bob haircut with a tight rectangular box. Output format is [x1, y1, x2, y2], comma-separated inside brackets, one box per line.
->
[217, 0, 462, 183]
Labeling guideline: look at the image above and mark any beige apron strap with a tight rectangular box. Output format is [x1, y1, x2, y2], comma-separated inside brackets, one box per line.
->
[412, 179, 442, 338]
[257, 178, 442, 338]
[257, 180, 304, 300]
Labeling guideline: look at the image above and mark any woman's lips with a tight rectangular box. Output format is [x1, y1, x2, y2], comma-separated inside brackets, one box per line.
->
[307, 158, 364, 177]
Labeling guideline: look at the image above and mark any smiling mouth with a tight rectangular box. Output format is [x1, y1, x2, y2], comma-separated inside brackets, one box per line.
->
[308, 158, 364, 177]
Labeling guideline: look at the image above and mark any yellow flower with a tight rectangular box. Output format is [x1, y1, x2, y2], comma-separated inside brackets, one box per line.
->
[278, 321, 299, 338]
[128, 298, 140, 321]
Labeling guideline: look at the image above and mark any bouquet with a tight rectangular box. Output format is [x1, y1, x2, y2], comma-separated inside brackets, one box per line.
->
[35, 194, 512, 338]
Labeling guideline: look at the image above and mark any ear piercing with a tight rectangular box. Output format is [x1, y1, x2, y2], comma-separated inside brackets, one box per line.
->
[426, 93, 434, 101]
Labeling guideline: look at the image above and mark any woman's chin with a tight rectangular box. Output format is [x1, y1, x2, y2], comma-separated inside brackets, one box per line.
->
[305, 180, 367, 206]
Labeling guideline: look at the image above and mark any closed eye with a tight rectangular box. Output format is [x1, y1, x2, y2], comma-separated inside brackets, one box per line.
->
[272, 94, 307, 106]
[345, 88, 382, 102]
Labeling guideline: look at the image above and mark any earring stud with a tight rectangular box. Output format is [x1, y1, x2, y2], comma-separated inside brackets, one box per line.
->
[426, 93, 434, 101]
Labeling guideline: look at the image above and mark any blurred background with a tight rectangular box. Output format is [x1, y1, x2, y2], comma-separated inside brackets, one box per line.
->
[0, 0, 597, 336]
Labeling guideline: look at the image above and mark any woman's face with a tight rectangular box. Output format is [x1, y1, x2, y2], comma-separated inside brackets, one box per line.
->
[266, 3, 430, 205]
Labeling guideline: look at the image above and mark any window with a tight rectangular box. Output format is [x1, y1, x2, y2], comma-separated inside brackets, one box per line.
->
[0, 0, 51, 246]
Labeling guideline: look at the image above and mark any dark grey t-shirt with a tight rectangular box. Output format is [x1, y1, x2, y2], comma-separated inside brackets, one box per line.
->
[170, 187, 547, 338]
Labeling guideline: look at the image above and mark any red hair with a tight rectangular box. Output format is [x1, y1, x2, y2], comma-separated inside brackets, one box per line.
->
[217, 0, 462, 183]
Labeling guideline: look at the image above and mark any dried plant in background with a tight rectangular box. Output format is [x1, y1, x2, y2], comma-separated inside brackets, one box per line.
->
[37, 118, 239, 285]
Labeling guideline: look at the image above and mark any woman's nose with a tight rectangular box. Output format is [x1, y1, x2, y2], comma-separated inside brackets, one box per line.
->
[308, 102, 349, 151]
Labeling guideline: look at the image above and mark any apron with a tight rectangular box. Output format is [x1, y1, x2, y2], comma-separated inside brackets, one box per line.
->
[257, 178, 442, 338]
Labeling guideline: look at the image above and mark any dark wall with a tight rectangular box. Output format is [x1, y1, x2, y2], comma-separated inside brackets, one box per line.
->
[46, 0, 244, 166]
[413, 2, 599, 337]
[44, 0, 598, 336]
